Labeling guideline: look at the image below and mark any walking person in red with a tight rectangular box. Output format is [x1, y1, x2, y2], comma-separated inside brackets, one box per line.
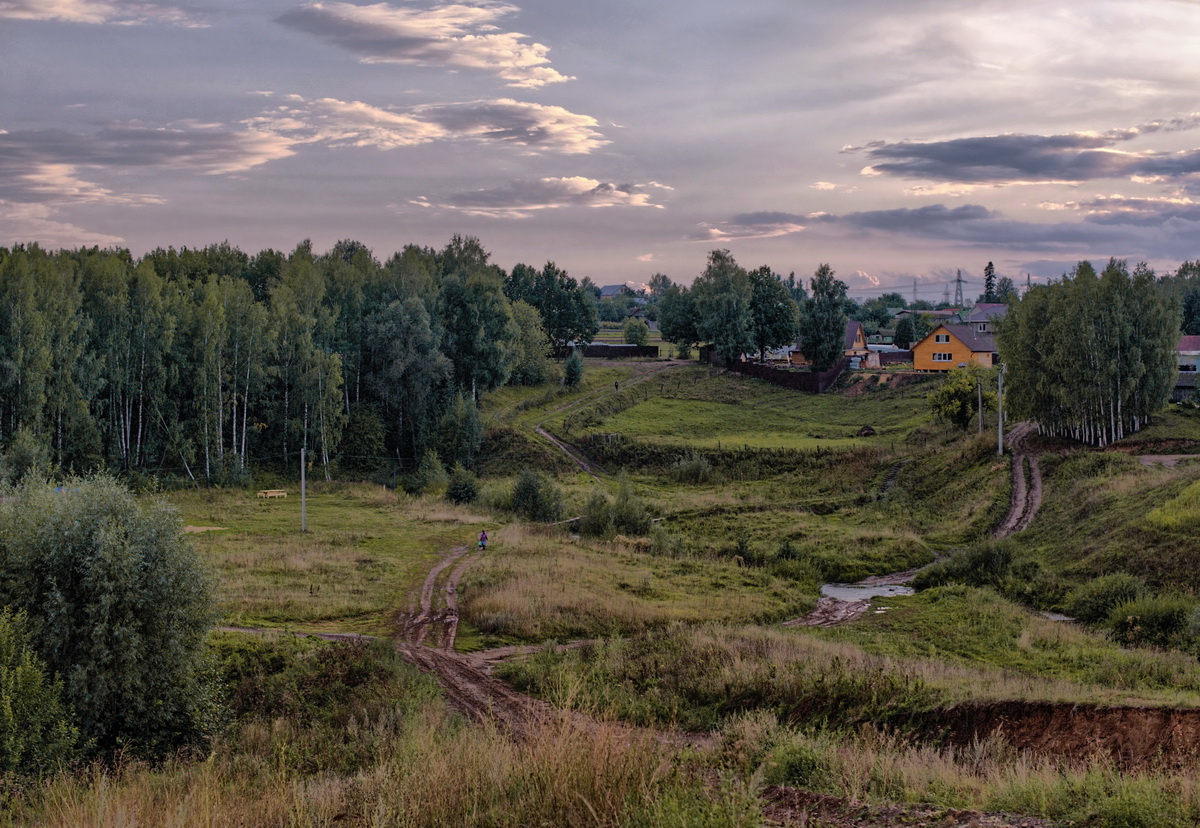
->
[478, 529, 488, 550]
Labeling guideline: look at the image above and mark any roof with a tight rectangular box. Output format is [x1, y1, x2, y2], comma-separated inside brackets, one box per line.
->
[917, 323, 997, 354]
[965, 303, 1008, 323]
[598, 284, 629, 297]
[844, 319, 864, 350]
[1179, 335, 1200, 352]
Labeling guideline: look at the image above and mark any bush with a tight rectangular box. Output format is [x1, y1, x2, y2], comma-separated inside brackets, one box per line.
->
[1107, 594, 1195, 649]
[611, 475, 652, 536]
[0, 608, 78, 776]
[0, 477, 216, 758]
[563, 350, 584, 389]
[761, 739, 831, 788]
[405, 448, 448, 495]
[667, 452, 724, 485]
[511, 468, 564, 522]
[1065, 574, 1148, 626]
[623, 317, 650, 346]
[445, 462, 480, 504]
[577, 489, 613, 537]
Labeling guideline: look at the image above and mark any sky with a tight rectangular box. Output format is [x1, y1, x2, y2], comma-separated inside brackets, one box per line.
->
[5, 0, 1200, 300]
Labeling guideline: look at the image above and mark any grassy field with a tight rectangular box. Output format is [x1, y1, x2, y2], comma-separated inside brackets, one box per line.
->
[174, 484, 492, 634]
[19, 364, 1200, 826]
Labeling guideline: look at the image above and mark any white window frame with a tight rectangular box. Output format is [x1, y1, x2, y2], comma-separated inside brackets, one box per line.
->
[934, 333, 950, 343]
[932, 352, 953, 362]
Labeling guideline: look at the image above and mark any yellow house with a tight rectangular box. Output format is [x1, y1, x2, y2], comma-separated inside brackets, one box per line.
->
[912, 324, 997, 372]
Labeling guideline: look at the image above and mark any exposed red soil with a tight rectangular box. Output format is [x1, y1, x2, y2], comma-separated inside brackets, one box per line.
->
[915, 700, 1200, 771]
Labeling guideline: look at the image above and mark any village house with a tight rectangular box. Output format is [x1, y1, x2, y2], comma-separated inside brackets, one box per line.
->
[911, 323, 998, 371]
[790, 320, 872, 367]
[962, 302, 1007, 333]
[1174, 334, 1200, 401]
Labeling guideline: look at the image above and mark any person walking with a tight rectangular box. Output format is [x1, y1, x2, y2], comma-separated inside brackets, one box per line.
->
[478, 529, 488, 550]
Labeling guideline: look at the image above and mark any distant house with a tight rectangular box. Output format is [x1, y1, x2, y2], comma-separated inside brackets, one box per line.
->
[598, 284, 633, 298]
[911, 323, 997, 371]
[790, 320, 871, 367]
[962, 302, 1007, 333]
[1174, 335, 1200, 400]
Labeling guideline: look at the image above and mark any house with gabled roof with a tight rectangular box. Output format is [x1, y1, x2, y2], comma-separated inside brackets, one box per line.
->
[1174, 335, 1200, 400]
[789, 320, 870, 366]
[912, 323, 997, 371]
[962, 302, 1007, 333]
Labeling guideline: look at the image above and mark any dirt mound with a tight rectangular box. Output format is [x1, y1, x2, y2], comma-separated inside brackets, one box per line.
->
[918, 701, 1200, 770]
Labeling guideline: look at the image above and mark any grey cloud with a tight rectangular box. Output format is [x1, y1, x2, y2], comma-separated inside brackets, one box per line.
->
[419, 176, 670, 218]
[0, 124, 295, 203]
[853, 117, 1200, 184]
[412, 99, 606, 153]
[278, 1, 571, 88]
[0, 0, 201, 25]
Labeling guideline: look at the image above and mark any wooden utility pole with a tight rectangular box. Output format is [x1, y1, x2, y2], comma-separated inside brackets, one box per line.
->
[997, 365, 1006, 455]
[301, 446, 307, 532]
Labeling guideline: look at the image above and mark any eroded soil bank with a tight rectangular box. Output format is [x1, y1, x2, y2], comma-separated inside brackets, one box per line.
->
[914, 700, 1200, 770]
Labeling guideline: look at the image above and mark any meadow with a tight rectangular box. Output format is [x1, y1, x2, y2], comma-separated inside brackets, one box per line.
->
[11, 359, 1200, 826]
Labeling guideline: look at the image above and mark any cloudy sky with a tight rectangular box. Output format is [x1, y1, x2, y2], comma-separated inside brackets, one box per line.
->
[5, 0, 1200, 299]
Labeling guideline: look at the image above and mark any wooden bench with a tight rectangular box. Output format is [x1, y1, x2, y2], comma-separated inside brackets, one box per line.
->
[257, 489, 287, 499]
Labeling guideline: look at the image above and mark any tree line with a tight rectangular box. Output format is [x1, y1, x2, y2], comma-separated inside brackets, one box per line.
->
[0, 237, 600, 482]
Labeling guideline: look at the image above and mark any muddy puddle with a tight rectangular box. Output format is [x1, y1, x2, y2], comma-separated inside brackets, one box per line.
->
[819, 583, 914, 601]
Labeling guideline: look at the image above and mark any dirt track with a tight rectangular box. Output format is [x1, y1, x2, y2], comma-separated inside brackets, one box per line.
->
[993, 422, 1042, 538]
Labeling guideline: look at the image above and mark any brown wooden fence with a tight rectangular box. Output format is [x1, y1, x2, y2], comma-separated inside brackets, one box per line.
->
[726, 357, 851, 393]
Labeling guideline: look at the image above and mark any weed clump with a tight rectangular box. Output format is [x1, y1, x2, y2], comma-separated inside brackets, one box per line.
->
[1066, 574, 1148, 626]
[669, 452, 725, 484]
[1107, 594, 1196, 649]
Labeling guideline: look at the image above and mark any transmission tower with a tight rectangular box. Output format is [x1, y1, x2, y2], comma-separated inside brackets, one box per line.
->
[954, 269, 965, 307]
[1026, 273, 1032, 294]
[912, 278, 918, 305]
[942, 282, 951, 306]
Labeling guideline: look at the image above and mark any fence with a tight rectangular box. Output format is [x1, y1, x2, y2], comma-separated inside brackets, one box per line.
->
[726, 357, 852, 393]
[571, 343, 660, 359]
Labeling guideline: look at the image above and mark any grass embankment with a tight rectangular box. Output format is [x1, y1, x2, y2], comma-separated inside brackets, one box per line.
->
[173, 484, 490, 634]
[4, 633, 755, 828]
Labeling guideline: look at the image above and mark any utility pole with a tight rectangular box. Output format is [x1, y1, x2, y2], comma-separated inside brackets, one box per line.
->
[996, 364, 1007, 455]
[1026, 273, 1032, 294]
[977, 377, 984, 434]
[300, 446, 307, 532]
[912, 278, 918, 305]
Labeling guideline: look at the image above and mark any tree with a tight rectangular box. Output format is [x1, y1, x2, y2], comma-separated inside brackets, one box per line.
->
[657, 285, 700, 357]
[647, 273, 672, 299]
[508, 300, 552, 385]
[510, 467, 563, 522]
[798, 264, 848, 370]
[995, 276, 1018, 302]
[503, 262, 598, 351]
[440, 269, 518, 401]
[982, 261, 997, 303]
[928, 365, 996, 430]
[563, 349, 585, 388]
[691, 250, 753, 367]
[747, 266, 799, 361]
[0, 478, 215, 757]
[0, 608, 78, 776]
[998, 259, 1178, 445]
[623, 316, 650, 346]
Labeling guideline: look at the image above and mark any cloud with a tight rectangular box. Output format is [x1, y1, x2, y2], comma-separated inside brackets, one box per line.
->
[0, 0, 202, 25]
[848, 115, 1200, 184]
[414, 176, 671, 218]
[278, 1, 571, 88]
[250, 95, 607, 154]
[809, 181, 837, 190]
[0, 123, 297, 204]
[0, 200, 124, 247]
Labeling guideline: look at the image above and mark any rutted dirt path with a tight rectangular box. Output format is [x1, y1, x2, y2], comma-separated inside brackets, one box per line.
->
[993, 422, 1042, 538]
[791, 423, 1044, 629]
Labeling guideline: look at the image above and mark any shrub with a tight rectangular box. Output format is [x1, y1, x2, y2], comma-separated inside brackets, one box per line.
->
[667, 452, 724, 485]
[1065, 574, 1148, 626]
[405, 448, 448, 495]
[1107, 594, 1195, 648]
[611, 475, 652, 536]
[0, 477, 216, 758]
[0, 608, 78, 776]
[563, 350, 585, 388]
[438, 393, 483, 468]
[761, 739, 831, 788]
[577, 489, 613, 537]
[445, 462, 480, 504]
[623, 317, 650, 346]
[511, 468, 563, 522]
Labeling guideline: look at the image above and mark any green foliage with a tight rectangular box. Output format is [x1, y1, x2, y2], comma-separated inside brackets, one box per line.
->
[611, 475, 652, 536]
[691, 250, 753, 366]
[1065, 574, 1148, 626]
[928, 365, 996, 430]
[577, 489, 613, 537]
[998, 258, 1179, 445]
[1107, 594, 1195, 649]
[507, 300, 552, 386]
[747, 265, 800, 361]
[510, 467, 563, 522]
[445, 462, 479, 504]
[0, 477, 216, 758]
[760, 738, 832, 788]
[437, 393, 482, 469]
[799, 263, 848, 370]
[657, 285, 700, 350]
[0, 608, 78, 776]
[0, 428, 51, 485]
[912, 540, 1064, 608]
[622, 316, 650, 346]
[405, 448, 448, 495]
[563, 349, 585, 388]
[667, 452, 725, 485]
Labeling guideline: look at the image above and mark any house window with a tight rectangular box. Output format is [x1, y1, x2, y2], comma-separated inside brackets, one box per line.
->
[1181, 364, 1197, 373]
[932, 352, 953, 362]
[934, 334, 950, 343]
[977, 323, 988, 332]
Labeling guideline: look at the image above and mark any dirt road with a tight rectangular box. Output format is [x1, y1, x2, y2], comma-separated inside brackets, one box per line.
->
[993, 422, 1042, 538]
